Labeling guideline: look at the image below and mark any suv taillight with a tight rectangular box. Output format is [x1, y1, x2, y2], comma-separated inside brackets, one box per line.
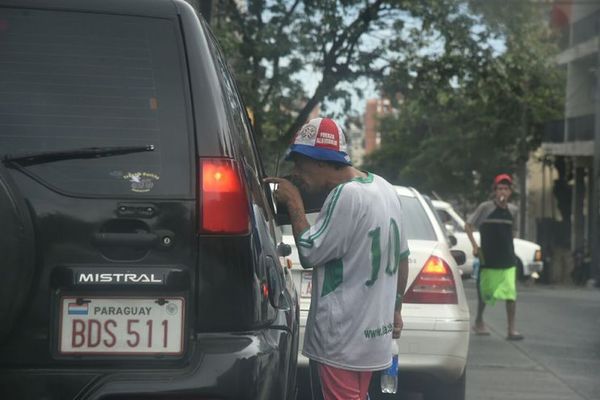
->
[199, 158, 250, 234]
[403, 256, 458, 304]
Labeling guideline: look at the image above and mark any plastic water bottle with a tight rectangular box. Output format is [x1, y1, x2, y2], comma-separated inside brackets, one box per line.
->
[380, 340, 399, 394]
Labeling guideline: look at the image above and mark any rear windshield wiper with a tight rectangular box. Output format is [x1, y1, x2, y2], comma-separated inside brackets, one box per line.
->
[2, 145, 155, 166]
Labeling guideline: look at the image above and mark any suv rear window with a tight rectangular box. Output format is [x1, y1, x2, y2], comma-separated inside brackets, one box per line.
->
[0, 8, 192, 196]
[398, 195, 437, 241]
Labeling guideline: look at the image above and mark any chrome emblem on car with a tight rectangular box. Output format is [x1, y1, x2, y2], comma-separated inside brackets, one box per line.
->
[77, 272, 164, 284]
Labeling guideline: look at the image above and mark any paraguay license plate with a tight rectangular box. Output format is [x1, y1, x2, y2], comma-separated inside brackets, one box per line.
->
[59, 296, 184, 355]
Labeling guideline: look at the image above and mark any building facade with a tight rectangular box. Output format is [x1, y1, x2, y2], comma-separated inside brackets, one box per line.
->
[364, 98, 394, 155]
[539, 1, 600, 285]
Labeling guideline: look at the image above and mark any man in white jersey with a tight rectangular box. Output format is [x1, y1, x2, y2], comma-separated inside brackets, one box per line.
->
[266, 117, 409, 400]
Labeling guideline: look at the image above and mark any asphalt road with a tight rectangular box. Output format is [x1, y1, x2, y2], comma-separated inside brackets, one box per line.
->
[464, 278, 600, 400]
[297, 279, 600, 400]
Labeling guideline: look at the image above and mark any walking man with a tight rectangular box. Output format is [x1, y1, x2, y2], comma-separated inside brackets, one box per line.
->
[266, 117, 410, 399]
[465, 173, 523, 340]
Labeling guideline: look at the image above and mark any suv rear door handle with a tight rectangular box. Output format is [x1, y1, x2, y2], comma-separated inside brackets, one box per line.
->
[93, 232, 158, 247]
[93, 231, 174, 248]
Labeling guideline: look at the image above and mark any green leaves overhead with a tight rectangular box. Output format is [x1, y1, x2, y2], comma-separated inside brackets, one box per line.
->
[363, 0, 564, 204]
[213, 0, 406, 172]
[212, 0, 564, 196]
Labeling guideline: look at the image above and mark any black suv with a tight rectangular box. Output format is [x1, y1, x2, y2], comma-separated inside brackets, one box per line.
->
[0, 1, 299, 398]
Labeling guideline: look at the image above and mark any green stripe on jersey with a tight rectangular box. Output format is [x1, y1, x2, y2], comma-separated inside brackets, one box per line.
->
[351, 172, 374, 184]
[321, 259, 343, 297]
[399, 249, 410, 260]
[298, 184, 345, 248]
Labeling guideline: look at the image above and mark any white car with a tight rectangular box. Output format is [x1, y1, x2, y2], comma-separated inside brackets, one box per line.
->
[432, 200, 544, 279]
[284, 186, 470, 400]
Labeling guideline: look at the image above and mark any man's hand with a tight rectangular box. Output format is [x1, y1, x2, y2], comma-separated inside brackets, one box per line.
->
[264, 177, 302, 208]
[264, 177, 309, 239]
[393, 309, 403, 339]
[473, 246, 479, 257]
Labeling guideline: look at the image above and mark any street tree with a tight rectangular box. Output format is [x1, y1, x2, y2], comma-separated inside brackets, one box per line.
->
[363, 0, 564, 205]
[211, 0, 457, 172]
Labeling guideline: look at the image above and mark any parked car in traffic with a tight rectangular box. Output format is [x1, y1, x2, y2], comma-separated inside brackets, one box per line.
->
[284, 186, 470, 400]
[433, 200, 544, 280]
[0, 1, 298, 398]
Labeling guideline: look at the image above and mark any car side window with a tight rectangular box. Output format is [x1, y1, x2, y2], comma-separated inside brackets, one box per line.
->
[202, 25, 277, 231]
[438, 210, 453, 224]
[438, 209, 465, 232]
[201, 26, 256, 164]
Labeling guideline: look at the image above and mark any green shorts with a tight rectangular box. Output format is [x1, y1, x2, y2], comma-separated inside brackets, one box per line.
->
[479, 267, 517, 305]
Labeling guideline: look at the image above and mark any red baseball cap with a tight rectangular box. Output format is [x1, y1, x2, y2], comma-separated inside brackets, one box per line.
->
[286, 117, 352, 165]
[494, 173, 512, 186]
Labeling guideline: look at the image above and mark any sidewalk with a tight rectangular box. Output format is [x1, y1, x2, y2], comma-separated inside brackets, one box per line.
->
[464, 281, 600, 400]
[468, 328, 586, 399]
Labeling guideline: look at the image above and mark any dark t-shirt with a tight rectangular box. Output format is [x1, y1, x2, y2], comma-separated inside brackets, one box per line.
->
[467, 201, 519, 269]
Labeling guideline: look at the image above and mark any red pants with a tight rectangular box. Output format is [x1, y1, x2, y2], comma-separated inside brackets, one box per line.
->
[310, 361, 373, 400]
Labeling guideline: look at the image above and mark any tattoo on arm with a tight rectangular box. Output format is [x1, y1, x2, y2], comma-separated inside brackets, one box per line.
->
[289, 203, 310, 239]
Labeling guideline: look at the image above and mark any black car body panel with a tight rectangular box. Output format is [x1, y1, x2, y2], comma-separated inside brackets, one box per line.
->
[0, 1, 298, 398]
[1, 333, 293, 399]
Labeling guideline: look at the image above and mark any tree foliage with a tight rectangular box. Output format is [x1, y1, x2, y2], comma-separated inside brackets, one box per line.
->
[211, 0, 564, 198]
[363, 0, 564, 204]
[211, 0, 437, 172]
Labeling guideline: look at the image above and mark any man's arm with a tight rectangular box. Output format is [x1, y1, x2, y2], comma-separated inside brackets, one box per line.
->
[293, 185, 355, 267]
[287, 198, 310, 240]
[465, 202, 486, 257]
[266, 176, 354, 268]
[511, 204, 520, 238]
[465, 223, 479, 257]
[264, 177, 310, 238]
[393, 258, 409, 339]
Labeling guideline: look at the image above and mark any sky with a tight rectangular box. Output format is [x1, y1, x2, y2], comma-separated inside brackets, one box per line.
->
[291, 10, 507, 126]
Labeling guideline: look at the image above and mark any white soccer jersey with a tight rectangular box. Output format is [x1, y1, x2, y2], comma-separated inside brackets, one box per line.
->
[297, 173, 409, 371]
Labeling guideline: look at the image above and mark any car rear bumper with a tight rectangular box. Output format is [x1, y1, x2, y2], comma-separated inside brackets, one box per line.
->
[299, 333, 468, 382]
[297, 311, 470, 380]
[0, 329, 293, 400]
[398, 325, 469, 383]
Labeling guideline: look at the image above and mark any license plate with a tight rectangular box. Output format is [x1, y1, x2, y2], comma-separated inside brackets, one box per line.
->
[59, 297, 184, 355]
[301, 272, 312, 298]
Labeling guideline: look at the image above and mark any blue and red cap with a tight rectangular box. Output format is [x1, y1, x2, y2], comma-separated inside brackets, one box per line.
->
[286, 117, 352, 165]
